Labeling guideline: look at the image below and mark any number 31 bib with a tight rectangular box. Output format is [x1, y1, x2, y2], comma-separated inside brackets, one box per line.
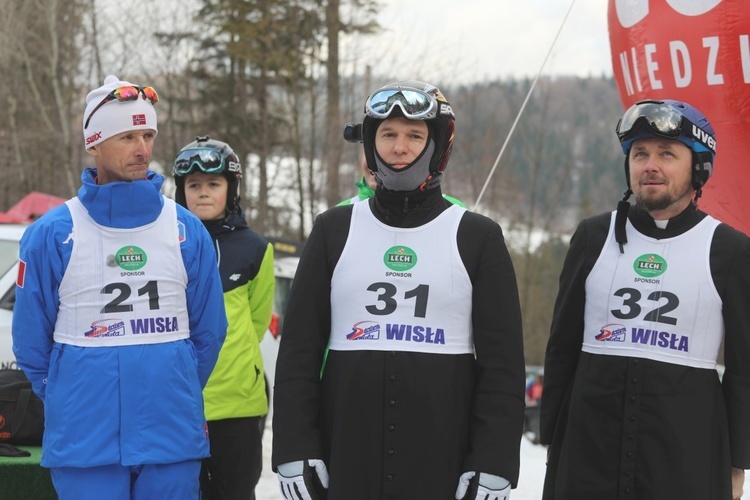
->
[329, 202, 474, 355]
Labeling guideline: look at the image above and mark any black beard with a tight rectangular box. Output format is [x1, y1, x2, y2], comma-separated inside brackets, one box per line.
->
[634, 182, 693, 215]
[635, 192, 674, 213]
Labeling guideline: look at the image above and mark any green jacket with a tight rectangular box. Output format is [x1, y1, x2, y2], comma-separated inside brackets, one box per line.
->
[336, 176, 467, 208]
[335, 177, 375, 206]
[202, 214, 275, 420]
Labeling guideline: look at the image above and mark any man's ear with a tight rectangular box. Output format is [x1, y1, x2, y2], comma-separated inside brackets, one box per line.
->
[86, 146, 98, 158]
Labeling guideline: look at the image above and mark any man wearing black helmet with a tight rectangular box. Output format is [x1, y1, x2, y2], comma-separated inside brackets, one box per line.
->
[272, 81, 526, 500]
[540, 99, 750, 499]
[173, 137, 275, 500]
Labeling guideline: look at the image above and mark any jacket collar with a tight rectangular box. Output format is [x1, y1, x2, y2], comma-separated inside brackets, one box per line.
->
[629, 202, 705, 238]
[77, 168, 165, 228]
[370, 185, 449, 228]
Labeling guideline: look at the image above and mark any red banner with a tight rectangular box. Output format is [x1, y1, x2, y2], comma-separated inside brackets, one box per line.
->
[608, 0, 750, 234]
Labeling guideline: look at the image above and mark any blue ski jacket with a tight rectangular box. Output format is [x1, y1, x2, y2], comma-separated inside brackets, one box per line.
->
[12, 168, 227, 468]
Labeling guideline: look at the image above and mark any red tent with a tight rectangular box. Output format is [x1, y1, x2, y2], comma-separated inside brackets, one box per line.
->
[0, 192, 66, 223]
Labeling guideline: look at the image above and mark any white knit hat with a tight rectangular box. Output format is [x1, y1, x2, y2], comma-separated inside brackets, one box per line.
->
[82, 75, 158, 149]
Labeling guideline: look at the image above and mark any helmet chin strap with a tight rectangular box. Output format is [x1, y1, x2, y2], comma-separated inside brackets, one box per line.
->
[418, 174, 434, 192]
[615, 188, 632, 254]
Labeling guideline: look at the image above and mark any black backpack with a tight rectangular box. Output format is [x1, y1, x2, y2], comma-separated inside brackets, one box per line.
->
[0, 369, 44, 446]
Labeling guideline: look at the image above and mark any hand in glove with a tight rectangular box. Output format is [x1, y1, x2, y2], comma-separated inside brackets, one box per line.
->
[455, 471, 511, 500]
[278, 459, 329, 500]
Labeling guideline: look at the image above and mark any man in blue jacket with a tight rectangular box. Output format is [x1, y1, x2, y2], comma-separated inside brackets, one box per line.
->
[11, 75, 227, 500]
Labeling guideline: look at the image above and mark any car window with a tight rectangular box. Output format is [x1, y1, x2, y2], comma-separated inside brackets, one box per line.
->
[0, 239, 19, 277]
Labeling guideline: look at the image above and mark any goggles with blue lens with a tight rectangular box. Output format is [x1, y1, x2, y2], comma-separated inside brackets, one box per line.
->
[173, 148, 227, 176]
[616, 100, 715, 153]
[365, 89, 440, 120]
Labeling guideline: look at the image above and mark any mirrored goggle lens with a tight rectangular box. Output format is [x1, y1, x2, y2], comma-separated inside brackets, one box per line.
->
[617, 101, 683, 139]
[84, 85, 159, 129]
[112, 86, 140, 101]
[111, 86, 158, 104]
[174, 149, 225, 175]
[140, 86, 159, 104]
[366, 89, 437, 119]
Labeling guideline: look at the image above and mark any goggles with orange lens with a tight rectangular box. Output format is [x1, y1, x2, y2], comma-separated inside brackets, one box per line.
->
[84, 85, 159, 129]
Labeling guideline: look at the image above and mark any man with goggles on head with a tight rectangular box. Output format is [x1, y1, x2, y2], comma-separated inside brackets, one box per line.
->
[541, 98, 750, 500]
[173, 136, 275, 500]
[273, 80, 525, 500]
[12, 75, 227, 499]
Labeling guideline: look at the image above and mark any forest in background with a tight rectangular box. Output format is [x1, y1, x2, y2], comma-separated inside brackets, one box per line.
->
[0, 0, 628, 364]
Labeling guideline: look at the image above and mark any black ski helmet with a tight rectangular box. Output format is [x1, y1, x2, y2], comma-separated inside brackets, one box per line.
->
[359, 80, 456, 190]
[616, 99, 716, 191]
[173, 136, 243, 215]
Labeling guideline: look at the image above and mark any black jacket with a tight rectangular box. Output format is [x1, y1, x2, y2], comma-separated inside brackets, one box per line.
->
[272, 186, 526, 499]
[541, 204, 750, 499]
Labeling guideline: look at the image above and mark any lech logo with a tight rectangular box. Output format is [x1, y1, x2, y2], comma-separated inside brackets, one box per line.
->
[633, 253, 667, 277]
[384, 246, 417, 271]
[115, 246, 147, 271]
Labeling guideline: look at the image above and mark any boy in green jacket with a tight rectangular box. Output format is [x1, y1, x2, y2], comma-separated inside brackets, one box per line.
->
[173, 136, 275, 499]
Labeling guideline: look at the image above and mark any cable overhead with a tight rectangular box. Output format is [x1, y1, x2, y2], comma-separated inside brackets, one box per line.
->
[472, 0, 578, 211]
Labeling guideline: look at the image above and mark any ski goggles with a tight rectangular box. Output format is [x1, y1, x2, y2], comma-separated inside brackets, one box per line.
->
[173, 148, 227, 176]
[84, 85, 159, 129]
[365, 88, 440, 120]
[616, 100, 715, 153]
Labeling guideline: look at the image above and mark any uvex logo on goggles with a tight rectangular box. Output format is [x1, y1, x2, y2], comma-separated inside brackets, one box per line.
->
[366, 89, 450, 120]
[84, 85, 159, 129]
[616, 100, 715, 153]
[174, 148, 230, 176]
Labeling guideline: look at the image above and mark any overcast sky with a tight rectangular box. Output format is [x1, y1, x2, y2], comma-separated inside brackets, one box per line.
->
[344, 0, 612, 85]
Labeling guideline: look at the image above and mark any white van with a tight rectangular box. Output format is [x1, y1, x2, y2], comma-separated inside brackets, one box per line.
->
[0, 224, 27, 369]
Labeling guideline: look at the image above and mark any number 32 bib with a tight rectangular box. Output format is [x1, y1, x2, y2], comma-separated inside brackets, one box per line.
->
[582, 212, 723, 368]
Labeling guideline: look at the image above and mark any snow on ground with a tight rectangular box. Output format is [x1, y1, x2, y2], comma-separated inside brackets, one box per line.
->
[256, 416, 750, 499]
[257, 338, 750, 498]
[255, 417, 546, 499]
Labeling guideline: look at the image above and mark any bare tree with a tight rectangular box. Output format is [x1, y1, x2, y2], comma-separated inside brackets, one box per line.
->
[323, 0, 342, 207]
[0, 0, 86, 208]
